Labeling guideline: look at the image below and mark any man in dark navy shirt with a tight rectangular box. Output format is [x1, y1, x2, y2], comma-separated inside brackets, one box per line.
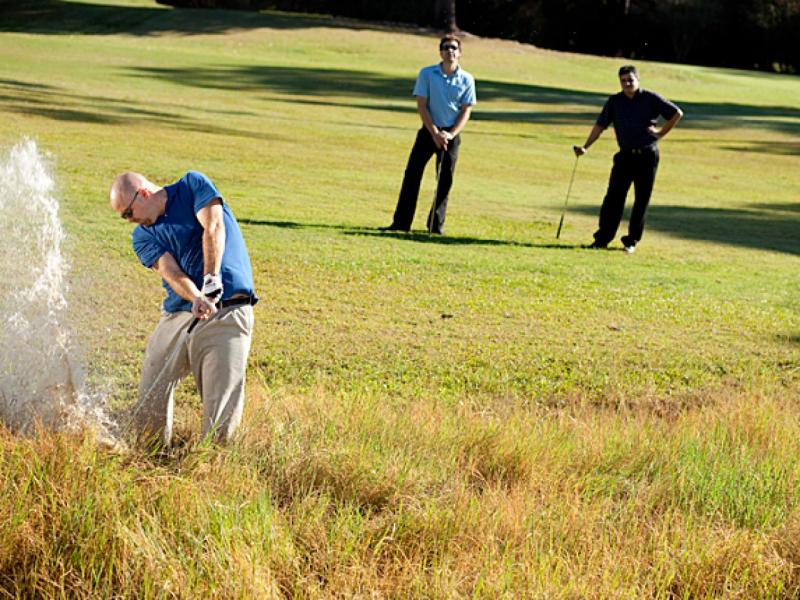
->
[574, 65, 683, 253]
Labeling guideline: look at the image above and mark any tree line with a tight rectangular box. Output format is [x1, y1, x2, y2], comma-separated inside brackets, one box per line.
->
[157, 0, 799, 73]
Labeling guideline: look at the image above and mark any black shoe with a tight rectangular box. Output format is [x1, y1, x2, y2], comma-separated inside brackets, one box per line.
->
[584, 241, 607, 249]
[378, 224, 409, 232]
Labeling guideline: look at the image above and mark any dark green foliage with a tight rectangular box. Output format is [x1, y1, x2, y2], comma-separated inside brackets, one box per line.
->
[158, 0, 799, 73]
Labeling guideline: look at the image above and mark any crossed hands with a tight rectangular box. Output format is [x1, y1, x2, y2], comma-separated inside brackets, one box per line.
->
[433, 129, 452, 150]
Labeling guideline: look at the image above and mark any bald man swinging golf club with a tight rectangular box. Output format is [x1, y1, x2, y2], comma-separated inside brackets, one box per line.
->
[110, 170, 257, 447]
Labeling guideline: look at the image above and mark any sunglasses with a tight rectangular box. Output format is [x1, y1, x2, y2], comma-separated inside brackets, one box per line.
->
[121, 189, 140, 220]
[440, 44, 459, 51]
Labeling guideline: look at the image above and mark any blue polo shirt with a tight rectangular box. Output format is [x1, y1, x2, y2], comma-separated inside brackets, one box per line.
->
[132, 171, 257, 313]
[412, 63, 476, 128]
[596, 89, 680, 151]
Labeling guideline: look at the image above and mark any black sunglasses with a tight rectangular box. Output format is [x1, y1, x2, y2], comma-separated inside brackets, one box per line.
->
[121, 189, 140, 220]
[440, 44, 459, 51]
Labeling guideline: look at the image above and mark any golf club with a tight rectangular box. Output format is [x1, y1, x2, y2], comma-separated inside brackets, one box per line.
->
[556, 153, 580, 239]
[118, 315, 195, 439]
[120, 294, 220, 438]
[428, 146, 445, 235]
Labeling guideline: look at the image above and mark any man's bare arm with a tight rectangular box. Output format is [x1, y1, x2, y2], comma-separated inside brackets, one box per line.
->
[651, 108, 683, 140]
[153, 252, 216, 320]
[196, 199, 225, 277]
[574, 124, 606, 156]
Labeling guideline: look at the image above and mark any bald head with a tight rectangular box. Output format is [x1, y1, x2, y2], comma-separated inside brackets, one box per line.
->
[109, 171, 149, 211]
[110, 172, 166, 225]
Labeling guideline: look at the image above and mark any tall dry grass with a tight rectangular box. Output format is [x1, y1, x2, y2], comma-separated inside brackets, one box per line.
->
[4, 386, 800, 597]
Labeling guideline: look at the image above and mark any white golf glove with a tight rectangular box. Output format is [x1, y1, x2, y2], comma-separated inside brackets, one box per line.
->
[201, 273, 223, 303]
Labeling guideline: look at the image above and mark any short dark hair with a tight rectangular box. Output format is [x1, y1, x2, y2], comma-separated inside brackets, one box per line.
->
[439, 34, 461, 50]
[618, 65, 638, 78]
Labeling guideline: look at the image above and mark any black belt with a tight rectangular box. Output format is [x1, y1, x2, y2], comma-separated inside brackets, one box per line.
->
[220, 295, 255, 308]
[187, 295, 254, 334]
[622, 146, 656, 155]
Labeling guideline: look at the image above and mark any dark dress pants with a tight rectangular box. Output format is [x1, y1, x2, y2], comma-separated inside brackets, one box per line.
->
[593, 147, 659, 246]
[390, 126, 460, 234]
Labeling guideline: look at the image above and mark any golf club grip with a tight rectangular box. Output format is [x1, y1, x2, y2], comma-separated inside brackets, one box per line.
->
[187, 294, 223, 334]
[187, 317, 200, 334]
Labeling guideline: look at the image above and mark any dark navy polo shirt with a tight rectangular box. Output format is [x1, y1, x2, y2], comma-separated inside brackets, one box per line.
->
[596, 89, 680, 151]
[132, 171, 257, 313]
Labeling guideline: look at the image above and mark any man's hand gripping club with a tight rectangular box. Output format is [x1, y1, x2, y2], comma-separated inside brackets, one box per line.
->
[193, 273, 223, 320]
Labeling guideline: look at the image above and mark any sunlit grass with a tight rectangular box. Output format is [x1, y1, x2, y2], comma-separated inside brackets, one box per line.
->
[1, 0, 799, 596]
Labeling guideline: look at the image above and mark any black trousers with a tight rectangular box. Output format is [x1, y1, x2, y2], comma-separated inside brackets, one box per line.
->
[390, 126, 461, 234]
[594, 146, 660, 246]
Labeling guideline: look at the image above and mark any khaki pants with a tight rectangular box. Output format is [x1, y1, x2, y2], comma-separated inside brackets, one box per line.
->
[135, 304, 254, 446]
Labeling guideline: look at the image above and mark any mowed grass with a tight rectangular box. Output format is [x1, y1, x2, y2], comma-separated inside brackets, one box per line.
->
[1, 0, 800, 596]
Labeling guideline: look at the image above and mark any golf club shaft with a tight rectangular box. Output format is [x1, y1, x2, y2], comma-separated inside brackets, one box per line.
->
[429, 146, 445, 234]
[120, 316, 195, 436]
[187, 316, 200, 334]
[556, 156, 580, 239]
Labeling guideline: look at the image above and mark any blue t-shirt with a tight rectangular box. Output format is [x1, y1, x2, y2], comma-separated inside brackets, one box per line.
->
[596, 89, 680, 151]
[132, 171, 257, 313]
[412, 63, 476, 128]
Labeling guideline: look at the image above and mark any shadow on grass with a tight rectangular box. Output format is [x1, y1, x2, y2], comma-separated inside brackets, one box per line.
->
[238, 217, 583, 249]
[720, 141, 800, 156]
[3, 2, 798, 140]
[678, 101, 800, 138]
[128, 65, 800, 136]
[0, 0, 402, 36]
[346, 230, 581, 249]
[571, 203, 800, 256]
[0, 78, 281, 140]
[749, 202, 800, 213]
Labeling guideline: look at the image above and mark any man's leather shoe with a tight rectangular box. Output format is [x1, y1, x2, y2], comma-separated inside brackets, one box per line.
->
[378, 224, 409, 232]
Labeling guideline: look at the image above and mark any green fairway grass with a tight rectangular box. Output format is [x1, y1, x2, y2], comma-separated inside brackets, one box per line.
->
[1, 0, 800, 596]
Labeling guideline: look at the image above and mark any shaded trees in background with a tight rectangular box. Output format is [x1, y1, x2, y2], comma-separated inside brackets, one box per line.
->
[156, 0, 800, 73]
[435, 0, 458, 32]
[456, 0, 799, 73]
[497, 0, 792, 73]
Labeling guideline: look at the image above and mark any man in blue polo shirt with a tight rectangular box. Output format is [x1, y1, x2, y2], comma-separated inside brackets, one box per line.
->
[574, 65, 683, 253]
[379, 34, 477, 234]
[109, 170, 257, 446]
